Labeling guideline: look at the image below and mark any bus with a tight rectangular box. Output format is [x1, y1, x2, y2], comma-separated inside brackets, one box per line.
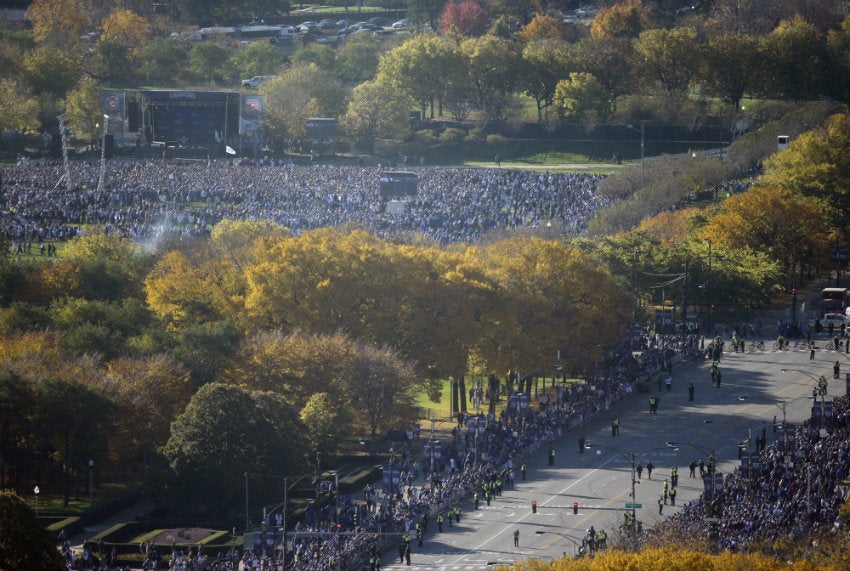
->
[821, 287, 850, 316]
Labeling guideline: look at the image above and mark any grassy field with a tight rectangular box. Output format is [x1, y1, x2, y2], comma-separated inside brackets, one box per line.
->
[414, 375, 587, 423]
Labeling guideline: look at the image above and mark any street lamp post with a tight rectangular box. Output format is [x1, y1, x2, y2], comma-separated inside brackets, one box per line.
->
[586, 443, 673, 540]
[34, 486, 40, 516]
[632, 247, 641, 322]
[88, 459, 94, 506]
[704, 239, 712, 314]
[780, 369, 829, 424]
[96, 114, 109, 196]
[534, 530, 584, 557]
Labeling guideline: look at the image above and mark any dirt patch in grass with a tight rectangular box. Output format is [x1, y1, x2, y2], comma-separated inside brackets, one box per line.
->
[148, 528, 217, 545]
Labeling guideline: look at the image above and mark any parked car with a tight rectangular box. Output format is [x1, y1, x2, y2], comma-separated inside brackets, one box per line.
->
[391, 19, 409, 28]
[369, 16, 390, 26]
[810, 312, 850, 331]
[319, 19, 337, 29]
[241, 75, 275, 88]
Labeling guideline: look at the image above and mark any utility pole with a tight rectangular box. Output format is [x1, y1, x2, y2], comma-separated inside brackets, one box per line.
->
[682, 259, 688, 351]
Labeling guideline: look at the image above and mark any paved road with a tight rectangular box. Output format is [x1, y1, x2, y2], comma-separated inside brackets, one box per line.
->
[384, 331, 848, 570]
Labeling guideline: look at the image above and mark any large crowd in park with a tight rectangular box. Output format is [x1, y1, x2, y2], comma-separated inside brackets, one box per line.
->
[1, 159, 612, 248]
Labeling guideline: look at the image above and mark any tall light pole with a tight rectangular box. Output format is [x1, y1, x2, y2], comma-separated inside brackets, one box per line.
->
[632, 247, 640, 322]
[534, 530, 584, 557]
[88, 459, 94, 506]
[626, 124, 645, 188]
[96, 114, 109, 195]
[780, 369, 829, 425]
[34, 486, 40, 516]
[586, 443, 673, 542]
[704, 238, 712, 314]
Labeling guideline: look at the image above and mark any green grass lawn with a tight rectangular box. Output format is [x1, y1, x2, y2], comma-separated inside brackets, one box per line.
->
[414, 375, 587, 422]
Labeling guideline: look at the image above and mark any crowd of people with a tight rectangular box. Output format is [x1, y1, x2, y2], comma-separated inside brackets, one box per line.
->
[0, 159, 612, 247]
[233, 331, 688, 571]
[663, 394, 850, 553]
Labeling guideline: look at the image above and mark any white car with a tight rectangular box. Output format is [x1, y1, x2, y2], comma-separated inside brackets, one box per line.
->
[241, 76, 275, 88]
[391, 19, 409, 29]
[812, 312, 850, 330]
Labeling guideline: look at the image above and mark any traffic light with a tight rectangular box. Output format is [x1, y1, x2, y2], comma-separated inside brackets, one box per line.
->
[573, 502, 579, 515]
[531, 501, 537, 513]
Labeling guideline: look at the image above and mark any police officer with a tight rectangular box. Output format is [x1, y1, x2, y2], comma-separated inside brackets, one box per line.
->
[669, 486, 677, 506]
[473, 490, 479, 510]
[671, 467, 678, 487]
[437, 513, 444, 532]
[521, 463, 526, 480]
[548, 448, 555, 466]
[611, 416, 620, 436]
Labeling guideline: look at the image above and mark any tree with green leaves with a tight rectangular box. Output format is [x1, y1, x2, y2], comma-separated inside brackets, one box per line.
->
[139, 38, 188, 83]
[23, 45, 82, 98]
[300, 392, 346, 457]
[63, 76, 102, 142]
[569, 37, 635, 109]
[0, 372, 35, 491]
[459, 34, 522, 121]
[335, 33, 382, 84]
[262, 64, 346, 142]
[520, 37, 570, 122]
[762, 16, 828, 101]
[34, 377, 112, 507]
[163, 383, 306, 505]
[341, 78, 412, 153]
[633, 27, 700, 98]
[0, 78, 41, 135]
[554, 72, 612, 126]
[699, 33, 764, 112]
[235, 40, 284, 79]
[0, 490, 66, 571]
[378, 34, 463, 120]
[188, 42, 235, 86]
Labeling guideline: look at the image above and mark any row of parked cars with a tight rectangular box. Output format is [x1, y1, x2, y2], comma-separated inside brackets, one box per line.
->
[296, 16, 409, 35]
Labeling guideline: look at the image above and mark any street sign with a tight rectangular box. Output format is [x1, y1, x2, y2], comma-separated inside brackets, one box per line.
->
[625, 503, 642, 509]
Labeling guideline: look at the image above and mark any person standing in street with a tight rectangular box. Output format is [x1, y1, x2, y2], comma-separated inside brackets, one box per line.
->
[514, 529, 520, 547]
[688, 383, 695, 401]
[658, 496, 664, 514]
[611, 416, 620, 436]
[578, 434, 585, 454]
[646, 461, 654, 479]
[665, 376, 672, 392]
[548, 448, 555, 465]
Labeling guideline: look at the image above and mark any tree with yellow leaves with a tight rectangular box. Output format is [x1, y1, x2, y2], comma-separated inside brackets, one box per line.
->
[99, 9, 152, 61]
[700, 185, 830, 277]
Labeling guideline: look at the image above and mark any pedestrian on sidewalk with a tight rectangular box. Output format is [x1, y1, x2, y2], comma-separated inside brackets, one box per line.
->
[646, 461, 654, 479]
[665, 376, 672, 392]
[688, 383, 694, 401]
